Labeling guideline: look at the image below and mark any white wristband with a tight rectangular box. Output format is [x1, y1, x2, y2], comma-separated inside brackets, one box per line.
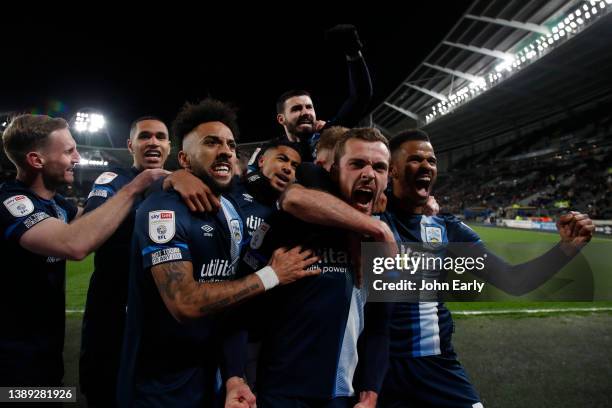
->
[256, 266, 280, 291]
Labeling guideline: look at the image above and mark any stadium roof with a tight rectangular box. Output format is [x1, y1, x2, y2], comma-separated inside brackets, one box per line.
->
[370, 0, 612, 151]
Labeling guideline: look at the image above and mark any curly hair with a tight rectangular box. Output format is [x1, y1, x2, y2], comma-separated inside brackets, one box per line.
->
[171, 98, 239, 147]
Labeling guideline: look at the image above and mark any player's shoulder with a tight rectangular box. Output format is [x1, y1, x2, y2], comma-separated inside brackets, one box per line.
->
[295, 162, 336, 192]
[431, 213, 467, 230]
[139, 189, 184, 211]
[0, 180, 32, 196]
[135, 190, 191, 236]
[0, 193, 37, 220]
[436, 213, 481, 241]
[0, 181, 46, 218]
[92, 167, 136, 188]
[228, 177, 250, 201]
[435, 213, 462, 224]
[52, 193, 78, 214]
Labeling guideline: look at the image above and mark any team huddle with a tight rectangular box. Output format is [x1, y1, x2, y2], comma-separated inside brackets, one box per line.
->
[0, 25, 595, 408]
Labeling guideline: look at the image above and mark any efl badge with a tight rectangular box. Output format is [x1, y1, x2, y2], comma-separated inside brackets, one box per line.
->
[94, 172, 118, 185]
[149, 210, 175, 244]
[250, 222, 270, 249]
[425, 226, 442, 243]
[3, 195, 34, 217]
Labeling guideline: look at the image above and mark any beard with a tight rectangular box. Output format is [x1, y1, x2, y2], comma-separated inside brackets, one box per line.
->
[197, 169, 234, 195]
[286, 120, 314, 140]
[42, 167, 70, 191]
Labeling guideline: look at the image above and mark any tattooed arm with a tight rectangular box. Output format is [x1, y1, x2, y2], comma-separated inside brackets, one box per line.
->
[152, 261, 264, 322]
[151, 246, 321, 322]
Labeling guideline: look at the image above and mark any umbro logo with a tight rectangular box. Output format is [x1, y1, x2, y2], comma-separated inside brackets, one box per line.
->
[201, 224, 214, 237]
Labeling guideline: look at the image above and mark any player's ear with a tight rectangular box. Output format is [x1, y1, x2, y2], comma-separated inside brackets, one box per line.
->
[127, 138, 134, 154]
[276, 113, 285, 126]
[390, 163, 399, 180]
[178, 150, 190, 169]
[25, 151, 44, 170]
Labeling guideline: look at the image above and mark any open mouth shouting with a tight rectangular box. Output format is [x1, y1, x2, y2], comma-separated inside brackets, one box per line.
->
[210, 160, 232, 181]
[413, 171, 432, 198]
[351, 183, 375, 213]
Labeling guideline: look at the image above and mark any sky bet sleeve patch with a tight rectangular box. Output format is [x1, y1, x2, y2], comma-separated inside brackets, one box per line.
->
[3, 195, 34, 217]
[94, 171, 118, 185]
[148, 210, 176, 244]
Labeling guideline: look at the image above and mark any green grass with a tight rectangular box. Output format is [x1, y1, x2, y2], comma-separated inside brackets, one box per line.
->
[446, 224, 612, 312]
[66, 226, 612, 313]
[470, 223, 612, 244]
[66, 255, 93, 310]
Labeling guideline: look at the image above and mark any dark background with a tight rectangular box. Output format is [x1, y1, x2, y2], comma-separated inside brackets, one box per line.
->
[0, 7, 473, 146]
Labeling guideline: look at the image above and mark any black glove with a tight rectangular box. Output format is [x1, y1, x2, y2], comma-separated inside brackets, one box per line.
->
[325, 24, 363, 56]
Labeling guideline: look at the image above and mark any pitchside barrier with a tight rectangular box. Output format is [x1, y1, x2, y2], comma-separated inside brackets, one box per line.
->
[498, 218, 612, 235]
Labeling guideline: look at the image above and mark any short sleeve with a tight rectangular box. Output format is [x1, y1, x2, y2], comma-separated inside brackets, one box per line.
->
[84, 171, 123, 213]
[0, 193, 52, 242]
[135, 193, 193, 270]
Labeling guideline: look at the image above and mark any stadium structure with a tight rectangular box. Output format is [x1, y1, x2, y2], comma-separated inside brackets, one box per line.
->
[368, 0, 612, 235]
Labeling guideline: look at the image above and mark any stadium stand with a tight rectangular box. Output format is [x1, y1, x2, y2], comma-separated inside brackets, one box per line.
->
[366, 0, 612, 233]
[435, 101, 612, 220]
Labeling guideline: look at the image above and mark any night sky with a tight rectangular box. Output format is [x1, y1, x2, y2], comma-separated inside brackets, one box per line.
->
[0, 6, 472, 146]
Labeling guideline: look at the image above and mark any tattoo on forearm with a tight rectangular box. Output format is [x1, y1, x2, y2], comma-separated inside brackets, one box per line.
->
[233, 283, 260, 302]
[154, 263, 264, 318]
[154, 262, 187, 301]
[199, 281, 262, 315]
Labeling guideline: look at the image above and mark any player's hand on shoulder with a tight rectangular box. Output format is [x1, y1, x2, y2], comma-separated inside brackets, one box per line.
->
[127, 168, 171, 194]
[315, 120, 327, 132]
[164, 169, 220, 212]
[269, 246, 321, 285]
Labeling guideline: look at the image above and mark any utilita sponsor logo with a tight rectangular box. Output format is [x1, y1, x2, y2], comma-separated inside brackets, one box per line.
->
[315, 248, 349, 264]
[200, 259, 234, 280]
[246, 215, 264, 232]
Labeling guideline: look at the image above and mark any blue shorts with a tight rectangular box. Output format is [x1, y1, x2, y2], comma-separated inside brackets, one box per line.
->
[379, 351, 483, 408]
[257, 393, 355, 408]
[129, 366, 216, 408]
